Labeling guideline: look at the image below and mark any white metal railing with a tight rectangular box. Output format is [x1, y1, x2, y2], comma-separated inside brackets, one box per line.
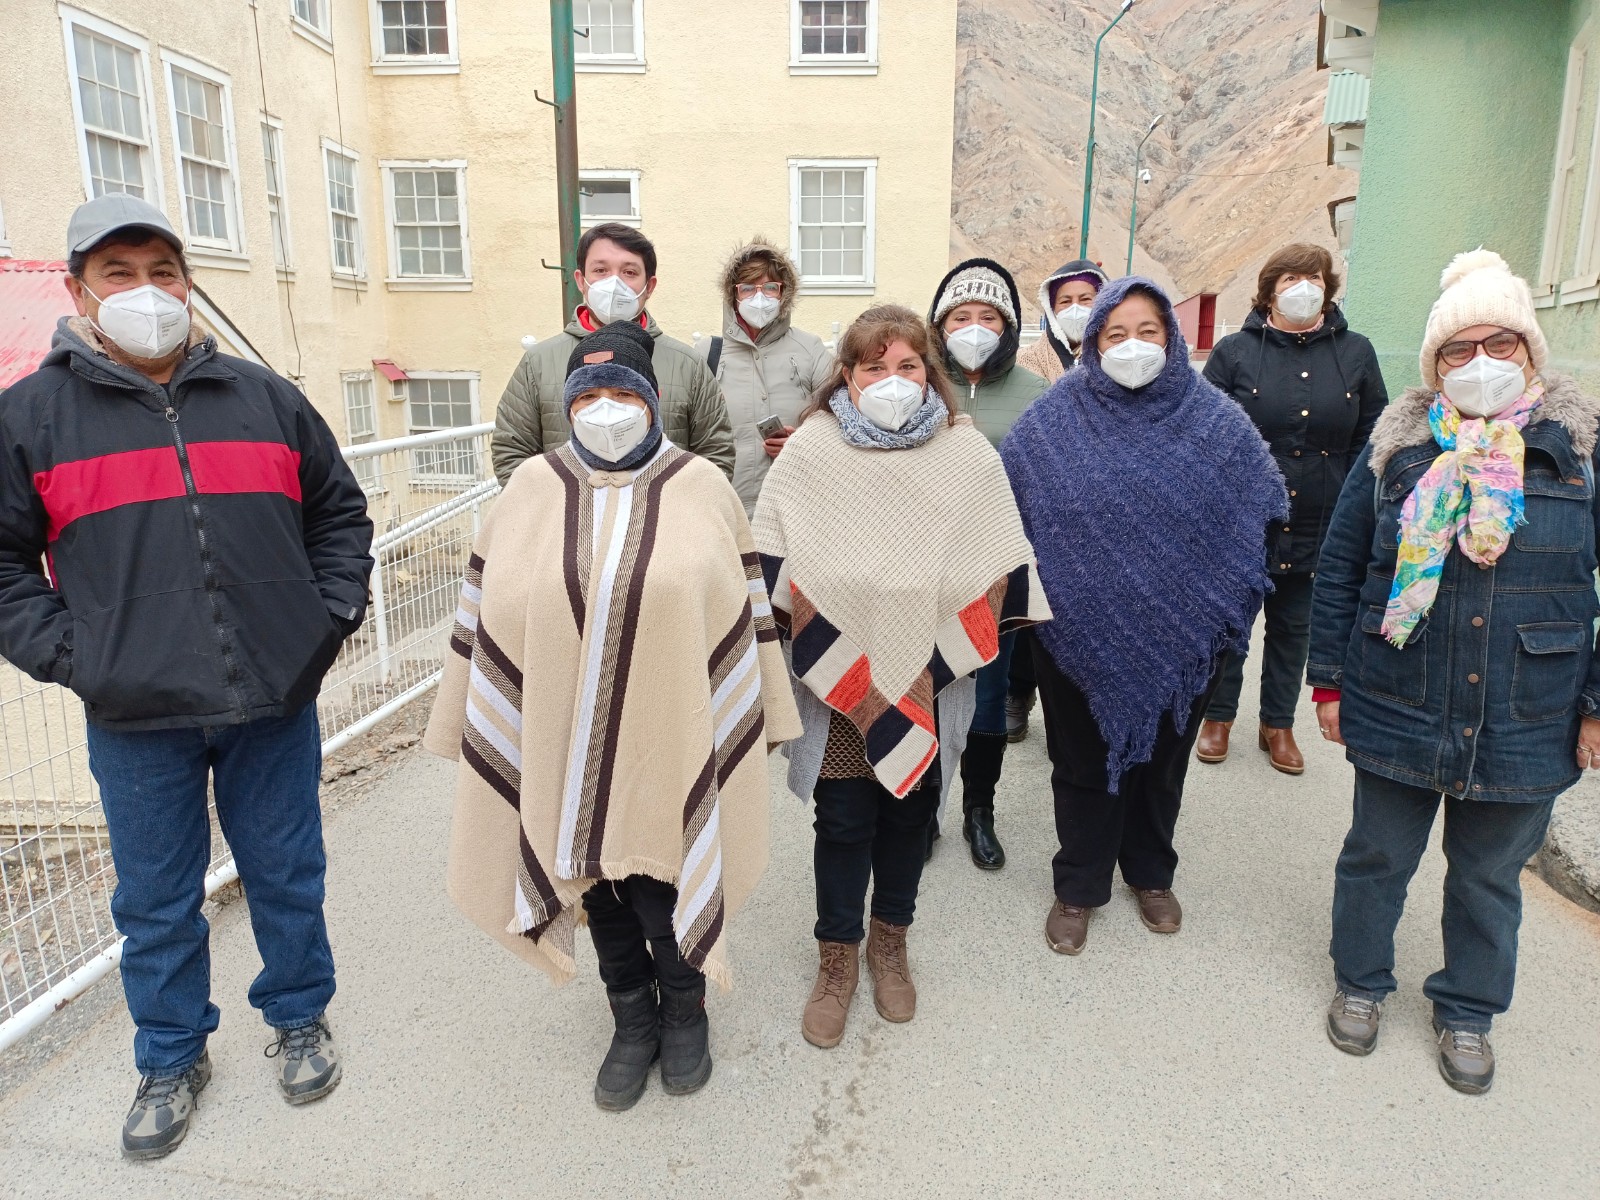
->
[0, 424, 497, 1051]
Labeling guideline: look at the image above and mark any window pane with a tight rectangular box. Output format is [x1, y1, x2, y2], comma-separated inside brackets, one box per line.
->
[580, 178, 633, 218]
[796, 166, 868, 281]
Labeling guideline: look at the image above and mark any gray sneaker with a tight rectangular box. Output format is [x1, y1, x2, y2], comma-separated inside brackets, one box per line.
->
[121, 1051, 211, 1160]
[1433, 1022, 1495, 1094]
[1326, 991, 1381, 1055]
[266, 1017, 342, 1105]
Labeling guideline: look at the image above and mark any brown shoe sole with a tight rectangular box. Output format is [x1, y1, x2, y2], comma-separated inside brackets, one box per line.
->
[802, 1022, 845, 1049]
[1138, 912, 1181, 934]
[1046, 930, 1085, 955]
[1195, 748, 1228, 764]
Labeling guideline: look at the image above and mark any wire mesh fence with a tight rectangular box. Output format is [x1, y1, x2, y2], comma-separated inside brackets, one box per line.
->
[0, 423, 497, 1049]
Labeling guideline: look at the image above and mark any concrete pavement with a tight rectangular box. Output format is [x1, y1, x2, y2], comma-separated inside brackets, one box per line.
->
[1, 685, 1598, 1199]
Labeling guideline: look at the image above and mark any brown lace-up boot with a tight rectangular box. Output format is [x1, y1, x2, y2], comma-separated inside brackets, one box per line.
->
[802, 941, 859, 1049]
[864, 917, 916, 1023]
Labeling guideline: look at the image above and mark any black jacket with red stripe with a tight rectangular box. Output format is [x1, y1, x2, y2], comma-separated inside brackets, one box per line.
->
[0, 320, 374, 730]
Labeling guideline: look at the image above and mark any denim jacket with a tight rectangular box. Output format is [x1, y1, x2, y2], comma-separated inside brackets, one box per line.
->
[1307, 374, 1600, 804]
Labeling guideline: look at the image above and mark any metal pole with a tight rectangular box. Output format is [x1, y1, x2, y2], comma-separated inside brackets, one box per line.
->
[1078, 0, 1134, 259]
[1127, 114, 1162, 275]
[550, 0, 582, 320]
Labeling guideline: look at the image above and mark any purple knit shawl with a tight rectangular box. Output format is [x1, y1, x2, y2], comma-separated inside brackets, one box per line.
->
[1001, 277, 1288, 790]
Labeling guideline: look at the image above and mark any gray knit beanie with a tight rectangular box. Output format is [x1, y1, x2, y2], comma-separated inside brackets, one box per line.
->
[932, 265, 1017, 327]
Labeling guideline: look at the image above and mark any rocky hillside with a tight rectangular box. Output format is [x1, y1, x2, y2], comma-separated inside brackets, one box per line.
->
[953, 0, 1354, 328]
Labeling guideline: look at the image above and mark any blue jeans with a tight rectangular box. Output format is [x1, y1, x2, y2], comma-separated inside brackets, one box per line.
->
[970, 631, 1017, 737]
[88, 704, 334, 1077]
[1329, 768, 1555, 1032]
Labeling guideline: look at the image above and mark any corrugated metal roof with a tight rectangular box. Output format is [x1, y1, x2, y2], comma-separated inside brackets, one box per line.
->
[1324, 70, 1370, 127]
[0, 261, 76, 389]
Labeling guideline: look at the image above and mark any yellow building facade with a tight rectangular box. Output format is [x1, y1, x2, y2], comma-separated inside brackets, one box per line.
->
[0, 0, 958, 445]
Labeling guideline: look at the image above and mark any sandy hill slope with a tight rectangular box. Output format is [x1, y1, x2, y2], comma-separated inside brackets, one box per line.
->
[953, 0, 1355, 328]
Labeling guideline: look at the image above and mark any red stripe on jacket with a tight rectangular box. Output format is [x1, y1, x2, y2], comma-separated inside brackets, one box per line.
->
[33, 441, 303, 541]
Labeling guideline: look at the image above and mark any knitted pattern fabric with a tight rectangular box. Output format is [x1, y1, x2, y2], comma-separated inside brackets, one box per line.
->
[564, 322, 664, 472]
[1382, 383, 1543, 647]
[1419, 249, 1548, 391]
[752, 412, 1050, 797]
[423, 442, 802, 989]
[1001, 276, 1288, 790]
[825, 384, 948, 451]
[932, 263, 1017, 327]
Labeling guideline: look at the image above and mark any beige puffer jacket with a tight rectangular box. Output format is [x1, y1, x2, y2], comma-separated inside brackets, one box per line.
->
[490, 311, 734, 487]
[699, 240, 834, 514]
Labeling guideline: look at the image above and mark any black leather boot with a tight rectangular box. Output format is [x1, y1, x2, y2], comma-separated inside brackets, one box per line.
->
[960, 732, 1008, 870]
[594, 984, 659, 1111]
[657, 976, 712, 1095]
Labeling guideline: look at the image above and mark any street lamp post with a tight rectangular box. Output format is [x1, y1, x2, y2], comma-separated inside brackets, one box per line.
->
[1126, 113, 1162, 275]
[1078, 0, 1135, 259]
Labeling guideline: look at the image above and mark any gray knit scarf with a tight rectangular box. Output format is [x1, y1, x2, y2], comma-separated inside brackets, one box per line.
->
[826, 384, 948, 451]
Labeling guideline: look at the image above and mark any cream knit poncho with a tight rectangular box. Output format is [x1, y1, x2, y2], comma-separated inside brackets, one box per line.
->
[425, 442, 802, 989]
[752, 412, 1049, 797]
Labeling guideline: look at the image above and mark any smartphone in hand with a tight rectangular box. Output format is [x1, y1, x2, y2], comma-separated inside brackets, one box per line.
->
[756, 414, 786, 439]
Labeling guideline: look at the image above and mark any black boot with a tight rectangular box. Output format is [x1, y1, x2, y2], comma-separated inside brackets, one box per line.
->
[594, 984, 659, 1111]
[1005, 690, 1035, 743]
[960, 732, 1008, 870]
[925, 819, 940, 863]
[657, 977, 712, 1095]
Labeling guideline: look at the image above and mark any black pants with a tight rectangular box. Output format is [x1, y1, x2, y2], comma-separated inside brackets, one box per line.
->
[582, 874, 703, 993]
[1009, 627, 1037, 699]
[813, 774, 940, 943]
[1205, 571, 1314, 729]
[1034, 642, 1220, 908]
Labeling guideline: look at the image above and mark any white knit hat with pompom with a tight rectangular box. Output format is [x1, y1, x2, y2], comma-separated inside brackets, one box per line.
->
[1419, 248, 1547, 390]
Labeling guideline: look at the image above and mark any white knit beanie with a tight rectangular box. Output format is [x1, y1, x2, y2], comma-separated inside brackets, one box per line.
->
[933, 265, 1017, 328]
[1419, 248, 1547, 390]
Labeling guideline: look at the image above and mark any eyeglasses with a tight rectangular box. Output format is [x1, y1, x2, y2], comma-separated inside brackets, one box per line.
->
[1437, 330, 1524, 369]
[736, 283, 782, 299]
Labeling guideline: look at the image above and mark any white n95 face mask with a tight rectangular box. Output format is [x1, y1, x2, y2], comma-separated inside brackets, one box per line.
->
[946, 324, 1001, 372]
[1441, 355, 1527, 419]
[737, 292, 780, 330]
[1056, 304, 1092, 344]
[1275, 280, 1326, 325]
[855, 374, 926, 431]
[86, 283, 190, 360]
[1099, 339, 1166, 390]
[585, 275, 643, 324]
[572, 397, 650, 463]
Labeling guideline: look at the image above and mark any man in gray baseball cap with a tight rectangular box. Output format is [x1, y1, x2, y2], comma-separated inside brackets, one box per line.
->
[0, 193, 374, 1159]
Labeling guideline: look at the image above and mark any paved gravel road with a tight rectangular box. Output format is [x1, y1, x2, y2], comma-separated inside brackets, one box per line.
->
[1, 686, 1597, 1199]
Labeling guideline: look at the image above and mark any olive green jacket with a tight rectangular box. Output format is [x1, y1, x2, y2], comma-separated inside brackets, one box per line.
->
[490, 312, 735, 487]
[954, 364, 1048, 447]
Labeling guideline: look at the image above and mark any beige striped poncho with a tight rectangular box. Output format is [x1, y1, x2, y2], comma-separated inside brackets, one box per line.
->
[423, 441, 802, 989]
[752, 413, 1051, 799]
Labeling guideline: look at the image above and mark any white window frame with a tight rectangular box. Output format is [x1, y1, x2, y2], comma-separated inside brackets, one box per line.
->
[402, 372, 482, 487]
[380, 159, 472, 290]
[321, 137, 367, 283]
[790, 0, 879, 76]
[160, 50, 247, 264]
[58, 5, 166, 209]
[368, 0, 460, 74]
[341, 371, 383, 493]
[789, 158, 877, 295]
[574, 0, 646, 74]
[261, 117, 292, 272]
[291, 0, 335, 53]
[1539, 19, 1600, 306]
[578, 169, 641, 228]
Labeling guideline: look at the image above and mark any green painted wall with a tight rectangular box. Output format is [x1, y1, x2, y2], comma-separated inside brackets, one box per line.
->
[1345, 0, 1600, 396]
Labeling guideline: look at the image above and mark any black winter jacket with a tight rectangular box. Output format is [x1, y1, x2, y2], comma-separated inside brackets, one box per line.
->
[0, 321, 373, 730]
[1203, 307, 1386, 576]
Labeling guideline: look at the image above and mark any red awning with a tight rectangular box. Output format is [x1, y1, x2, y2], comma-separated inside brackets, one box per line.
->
[0, 261, 77, 389]
[372, 358, 408, 382]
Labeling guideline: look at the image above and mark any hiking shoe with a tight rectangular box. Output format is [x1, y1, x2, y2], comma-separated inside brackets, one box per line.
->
[1045, 900, 1090, 955]
[121, 1051, 211, 1160]
[595, 985, 660, 1111]
[266, 1017, 342, 1105]
[1131, 886, 1182, 933]
[1326, 991, 1381, 1056]
[1433, 1022, 1495, 1094]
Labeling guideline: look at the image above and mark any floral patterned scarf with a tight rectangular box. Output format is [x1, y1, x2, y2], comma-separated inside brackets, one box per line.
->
[1382, 382, 1544, 647]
